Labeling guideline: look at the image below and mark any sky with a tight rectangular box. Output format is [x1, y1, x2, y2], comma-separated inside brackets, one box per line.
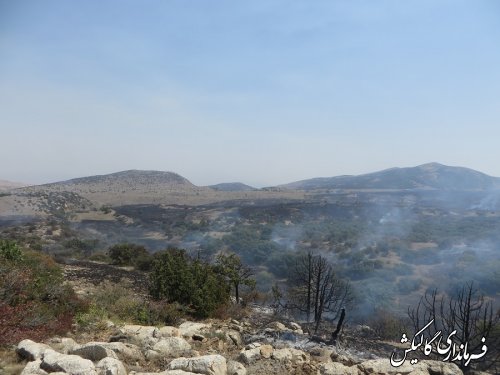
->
[1, 0, 499, 187]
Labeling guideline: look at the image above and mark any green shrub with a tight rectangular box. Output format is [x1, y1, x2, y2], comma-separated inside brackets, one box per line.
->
[0, 241, 83, 345]
[0, 240, 23, 262]
[108, 243, 149, 266]
[150, 248, 230, 318]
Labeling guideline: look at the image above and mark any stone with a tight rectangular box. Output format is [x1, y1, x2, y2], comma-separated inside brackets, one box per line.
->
[259, 344, 273, 359]
[266, 321, 287, 331]
[159, 326, 181, 338]
[120, 325, 160, 348]
[226, 330, 242, 347]
[320, 362, 359, 375]
[96, 357, 127, 375]
[50, 338, 80, 354]
[168, 354, 227, 375]
[70, 343, 118, 361]
[309, 346, 333, 363]
[92, 342, 144, 362]
[357, 358, 416, 374]
[17, 339, 52, 361]
[272, 348, 309, 365]
[178, 322, 209, 338]
[239, 347, 261, 365]
[20, 359, 48, 375]
[414, 360, 463, 375]
[41, 349, 97, 375]
[289, 322, 302, 331]
[227, 360, 246, 375]
[152, 337, 191, 356]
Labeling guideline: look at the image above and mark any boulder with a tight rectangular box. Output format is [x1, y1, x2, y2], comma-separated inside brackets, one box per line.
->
[227, 360, 246, 375]
[152, 337, 191, 356]
[49, 338, 80, 354]
[96, 357, 127, 375]
[70, 343, 118, 361]
[259, 344, 273, 359]
[168, 354, 227, 375]
[41, 349, 97, 375]
[17, 339, 52, 361]
[91, 342, 143, 362]
[414, 360, 463, 375]
[309, 346, 333, 363]
[226, 330, 242, 347]
[178, 322, 209, 338]
[239, 347, 261, 365]
[159, 326, 181, 338]
[357, 359, 463, 375]
[320, 362, 359, 375]
[272, 348, 309, 365]
[265, 321, 287, 331]
[357, 358, 417, 375]
[120, 325, 160, 348]
[20, 359, 48, 375]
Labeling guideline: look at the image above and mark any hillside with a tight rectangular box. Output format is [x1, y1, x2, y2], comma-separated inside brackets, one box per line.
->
[281, 163, 500, 191]
[0, 179, 26, 191]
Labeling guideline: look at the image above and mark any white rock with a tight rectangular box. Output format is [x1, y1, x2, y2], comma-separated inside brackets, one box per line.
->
[414, 360, 463, 375]
[178, 322, 209, 338]
[20, 359, 48, 375]
[226, 330, 242, 347]
[289, 322, 301, 331]
[239, 347, 261, 365]
[320, 362, 359, 375]
[272, 348, 308, 365]
[41, 349, 97, 375]
[90, 342, 144, 362]
[153, 337, 191, 355]
[51, 338, 80, 354]
[266, 321, 287, 331]
[96, 357, 127, 375]
[168, 354, 227, 375]
[159, 326, 181, 338]
[357, 358, 417, 374]
[70, 343, 118, 361]
[17, 339, 52, 361]
[120, 325, 160, 348]
[227, 360, 246, 375]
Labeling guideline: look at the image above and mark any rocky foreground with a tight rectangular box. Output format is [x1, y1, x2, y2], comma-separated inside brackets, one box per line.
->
[13, 317, 490, 375]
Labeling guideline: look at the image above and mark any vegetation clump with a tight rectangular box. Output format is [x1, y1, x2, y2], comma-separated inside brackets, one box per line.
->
[0, 240, 82, 346]
[149, 248, 232, 318]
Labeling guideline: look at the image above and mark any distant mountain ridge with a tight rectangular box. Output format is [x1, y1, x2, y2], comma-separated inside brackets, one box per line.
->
[281, 163, 500, 191]
[14, 163, 500, 195]
[48, 170, 194, 188]
[209, 182, 256, 192]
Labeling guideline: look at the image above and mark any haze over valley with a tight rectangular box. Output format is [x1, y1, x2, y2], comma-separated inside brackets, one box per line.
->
[2, 162, 499, 320]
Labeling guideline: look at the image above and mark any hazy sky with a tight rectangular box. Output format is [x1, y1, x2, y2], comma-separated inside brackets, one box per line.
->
[1, 1, 499, 187]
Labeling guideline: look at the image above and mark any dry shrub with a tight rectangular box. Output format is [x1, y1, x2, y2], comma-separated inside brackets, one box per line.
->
[367, 308, 409, 340]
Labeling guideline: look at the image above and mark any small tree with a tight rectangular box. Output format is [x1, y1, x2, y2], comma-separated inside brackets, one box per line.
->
[108, 243, 149, 266]
[149, 248, 230, 318]
[281, 252, 353, 334]
[215, 253, 255, 304]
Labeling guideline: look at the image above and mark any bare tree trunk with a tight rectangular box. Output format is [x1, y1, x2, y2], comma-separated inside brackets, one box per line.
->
[329, 307, 345, 344]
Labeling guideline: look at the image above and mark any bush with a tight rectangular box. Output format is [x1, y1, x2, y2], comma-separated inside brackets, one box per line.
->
[150, 248, 230, 318]
[0, 240, 23, 262]
[108, 243, 149, 266]
[368, 308, 409, 340]
[0, 241, 83, 345]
